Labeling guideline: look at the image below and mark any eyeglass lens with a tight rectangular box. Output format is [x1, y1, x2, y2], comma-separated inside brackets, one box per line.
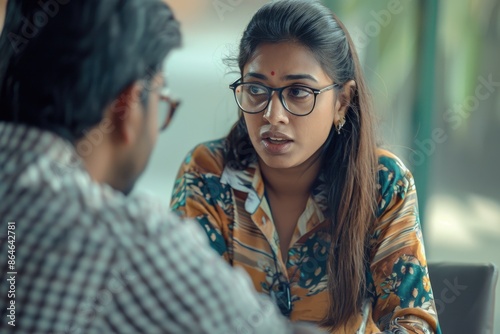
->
[235, 83, 316, 115]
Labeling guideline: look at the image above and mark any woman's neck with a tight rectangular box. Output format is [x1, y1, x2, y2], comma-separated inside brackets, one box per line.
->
[259, 152, 322, 198]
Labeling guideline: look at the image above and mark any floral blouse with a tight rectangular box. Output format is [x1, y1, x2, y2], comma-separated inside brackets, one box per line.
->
[170, 139, 441, 334]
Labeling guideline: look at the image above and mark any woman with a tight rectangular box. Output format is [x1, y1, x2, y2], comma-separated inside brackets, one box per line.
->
[171, 1, 441, 333]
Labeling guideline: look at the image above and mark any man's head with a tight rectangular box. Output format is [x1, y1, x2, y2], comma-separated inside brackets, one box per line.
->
[0, 0, 181, 193]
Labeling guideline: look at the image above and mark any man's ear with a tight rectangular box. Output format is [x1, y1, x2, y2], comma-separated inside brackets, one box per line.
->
[106, 82, 143, 145]
[335, 79, 356, 123]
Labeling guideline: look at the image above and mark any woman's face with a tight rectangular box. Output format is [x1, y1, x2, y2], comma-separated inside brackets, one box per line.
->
[242, 42, 343, 170]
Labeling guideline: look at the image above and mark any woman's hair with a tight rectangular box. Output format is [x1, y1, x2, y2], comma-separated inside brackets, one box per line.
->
[0, 0, 181, 141]
[224, 0, 378, 330]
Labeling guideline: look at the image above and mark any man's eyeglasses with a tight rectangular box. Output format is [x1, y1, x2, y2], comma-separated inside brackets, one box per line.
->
[270, 278, 293, 317]
[229, 79, 339, 116]
[158, 94, 180, 131]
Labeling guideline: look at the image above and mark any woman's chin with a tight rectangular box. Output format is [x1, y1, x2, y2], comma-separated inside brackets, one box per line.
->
[257, 153, 300, 170]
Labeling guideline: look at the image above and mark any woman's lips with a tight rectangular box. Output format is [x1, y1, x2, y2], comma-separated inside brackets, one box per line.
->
[259, 131, 294, 154]
[260, 131, 293, 141]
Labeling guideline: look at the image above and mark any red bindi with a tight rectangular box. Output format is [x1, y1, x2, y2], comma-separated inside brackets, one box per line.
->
[271, 71, 275, 76]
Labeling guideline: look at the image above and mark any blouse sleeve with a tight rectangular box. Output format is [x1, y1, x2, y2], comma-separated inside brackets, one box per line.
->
[369, 154, 441, 334]
[170, 147, 231, 262]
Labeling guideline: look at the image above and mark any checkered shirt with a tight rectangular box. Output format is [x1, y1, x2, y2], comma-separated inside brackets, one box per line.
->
[0, 122, 310, 334]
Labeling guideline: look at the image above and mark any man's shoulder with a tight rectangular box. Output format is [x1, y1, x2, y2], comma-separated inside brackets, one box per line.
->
[16, 173, 184, 243]
[82, 187, 182, 237]
[54, 186, 205, 254]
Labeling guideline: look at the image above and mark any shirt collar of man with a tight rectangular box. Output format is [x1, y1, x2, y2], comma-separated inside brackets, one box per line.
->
[0, 122, 85, 180]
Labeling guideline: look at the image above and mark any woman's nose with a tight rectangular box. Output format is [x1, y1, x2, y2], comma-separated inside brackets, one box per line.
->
[263, 93, 289, 125]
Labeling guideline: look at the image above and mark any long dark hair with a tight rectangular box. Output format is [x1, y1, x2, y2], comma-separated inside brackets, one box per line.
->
[224, 0, 378, 330]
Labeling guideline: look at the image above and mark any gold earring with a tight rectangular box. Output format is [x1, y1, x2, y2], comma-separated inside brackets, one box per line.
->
[336, 118, 346, 135]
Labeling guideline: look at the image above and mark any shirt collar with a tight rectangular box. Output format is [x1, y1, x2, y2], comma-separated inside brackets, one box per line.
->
[220, 160, 330, 244]
[220, 160, 264, 214]
[0, 122, 85, 176]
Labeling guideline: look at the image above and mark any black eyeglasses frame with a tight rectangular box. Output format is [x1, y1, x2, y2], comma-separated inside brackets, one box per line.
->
[229, 78, 341, 116]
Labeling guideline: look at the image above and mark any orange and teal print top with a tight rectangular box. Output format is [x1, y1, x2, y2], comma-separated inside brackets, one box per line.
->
[170, 139, 441, 334]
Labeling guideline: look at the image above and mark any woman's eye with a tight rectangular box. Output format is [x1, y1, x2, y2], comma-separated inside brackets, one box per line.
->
[288, 87, 312, 98]
[247, 84, 267, 95]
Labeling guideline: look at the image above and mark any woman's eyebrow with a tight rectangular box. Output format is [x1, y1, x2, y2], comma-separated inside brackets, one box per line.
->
[243, 72, 318, 82]
[244, 72, 267, 80]
[282, 74, 318, 82]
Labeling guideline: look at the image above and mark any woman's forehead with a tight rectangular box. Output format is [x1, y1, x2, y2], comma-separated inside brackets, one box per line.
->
[243, 42, 330, 82]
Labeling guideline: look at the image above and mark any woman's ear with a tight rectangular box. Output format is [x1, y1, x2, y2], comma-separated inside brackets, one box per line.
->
[335, 79, 356, 123]
[106, 81, 143, 146]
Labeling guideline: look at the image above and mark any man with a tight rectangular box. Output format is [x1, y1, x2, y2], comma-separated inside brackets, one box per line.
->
[0, 1, 321, 333]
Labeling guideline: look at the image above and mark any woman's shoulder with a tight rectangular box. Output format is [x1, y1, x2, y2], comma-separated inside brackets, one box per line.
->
[179, 138, 227, 176]
[376, 148, 416, 207]
[376, 148, 412, 178]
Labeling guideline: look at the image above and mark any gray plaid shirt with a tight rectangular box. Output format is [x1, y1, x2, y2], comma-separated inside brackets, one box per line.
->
[0, 122, 303, 334]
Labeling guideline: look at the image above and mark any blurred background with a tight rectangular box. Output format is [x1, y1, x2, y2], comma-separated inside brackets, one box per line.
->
[0, 0, 497, 330]
[0, 0, 498, 330]
[137, 0, 500, 327]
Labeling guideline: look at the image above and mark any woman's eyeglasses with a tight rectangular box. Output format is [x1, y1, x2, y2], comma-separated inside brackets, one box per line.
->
[158, 94, 180, 131]
[229, 78, 339, 116]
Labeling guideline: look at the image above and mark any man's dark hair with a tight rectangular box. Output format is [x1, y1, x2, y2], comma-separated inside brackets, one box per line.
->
[0, 0, 181, 141]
